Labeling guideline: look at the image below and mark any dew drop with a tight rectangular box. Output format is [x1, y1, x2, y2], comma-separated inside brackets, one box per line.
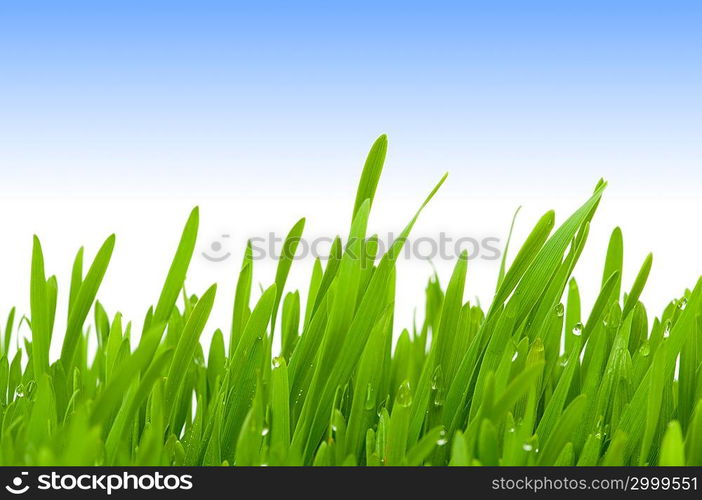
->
[397, 380, 413, 408]
[572, 322, 583, 336]
[436, 430, 448, 446]
[433, 393, 445, 408]
[261, 426, 270, 437]
[555, 303, 564, 317]
[511, 351, 518, 362]
[431, 366, 443, 391]
[638, 343, 650, 357]
[678, 297, 688, 310]
[364, 383, 376, 410]
[663, 320, 672, 338]
[431, 366, 445, 407]
[14, 384, 25, 399]
[522, 443, 533, 452]
[272, 356, 283, 369]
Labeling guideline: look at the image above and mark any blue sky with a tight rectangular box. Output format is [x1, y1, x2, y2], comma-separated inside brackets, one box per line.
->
[1, 1, 701, 196]
[1, 1, 701, 339]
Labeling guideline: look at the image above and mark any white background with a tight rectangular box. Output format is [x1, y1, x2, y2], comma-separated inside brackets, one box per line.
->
[1, 181, 699, 357]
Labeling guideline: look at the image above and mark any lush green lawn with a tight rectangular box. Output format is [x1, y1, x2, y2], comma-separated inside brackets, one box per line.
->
[1, 136, 700, 466]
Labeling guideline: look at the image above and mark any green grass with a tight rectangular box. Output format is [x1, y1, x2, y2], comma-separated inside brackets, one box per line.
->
[1, 134, 701, 466]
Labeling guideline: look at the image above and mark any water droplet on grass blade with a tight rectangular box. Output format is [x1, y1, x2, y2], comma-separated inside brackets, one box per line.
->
[431, 366, 443, 390]
[397, 380, 413, 407]
[555, 303, 564, 317]
[431, 366, 445, 407]
[572, 323, 583, 336]
[364, 383, 375, 410]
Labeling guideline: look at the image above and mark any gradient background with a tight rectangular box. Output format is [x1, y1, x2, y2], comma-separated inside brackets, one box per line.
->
[1, 1, 701, 353]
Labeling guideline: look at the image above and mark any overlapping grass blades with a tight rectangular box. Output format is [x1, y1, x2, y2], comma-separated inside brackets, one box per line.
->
[0, 135, 700, 466]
